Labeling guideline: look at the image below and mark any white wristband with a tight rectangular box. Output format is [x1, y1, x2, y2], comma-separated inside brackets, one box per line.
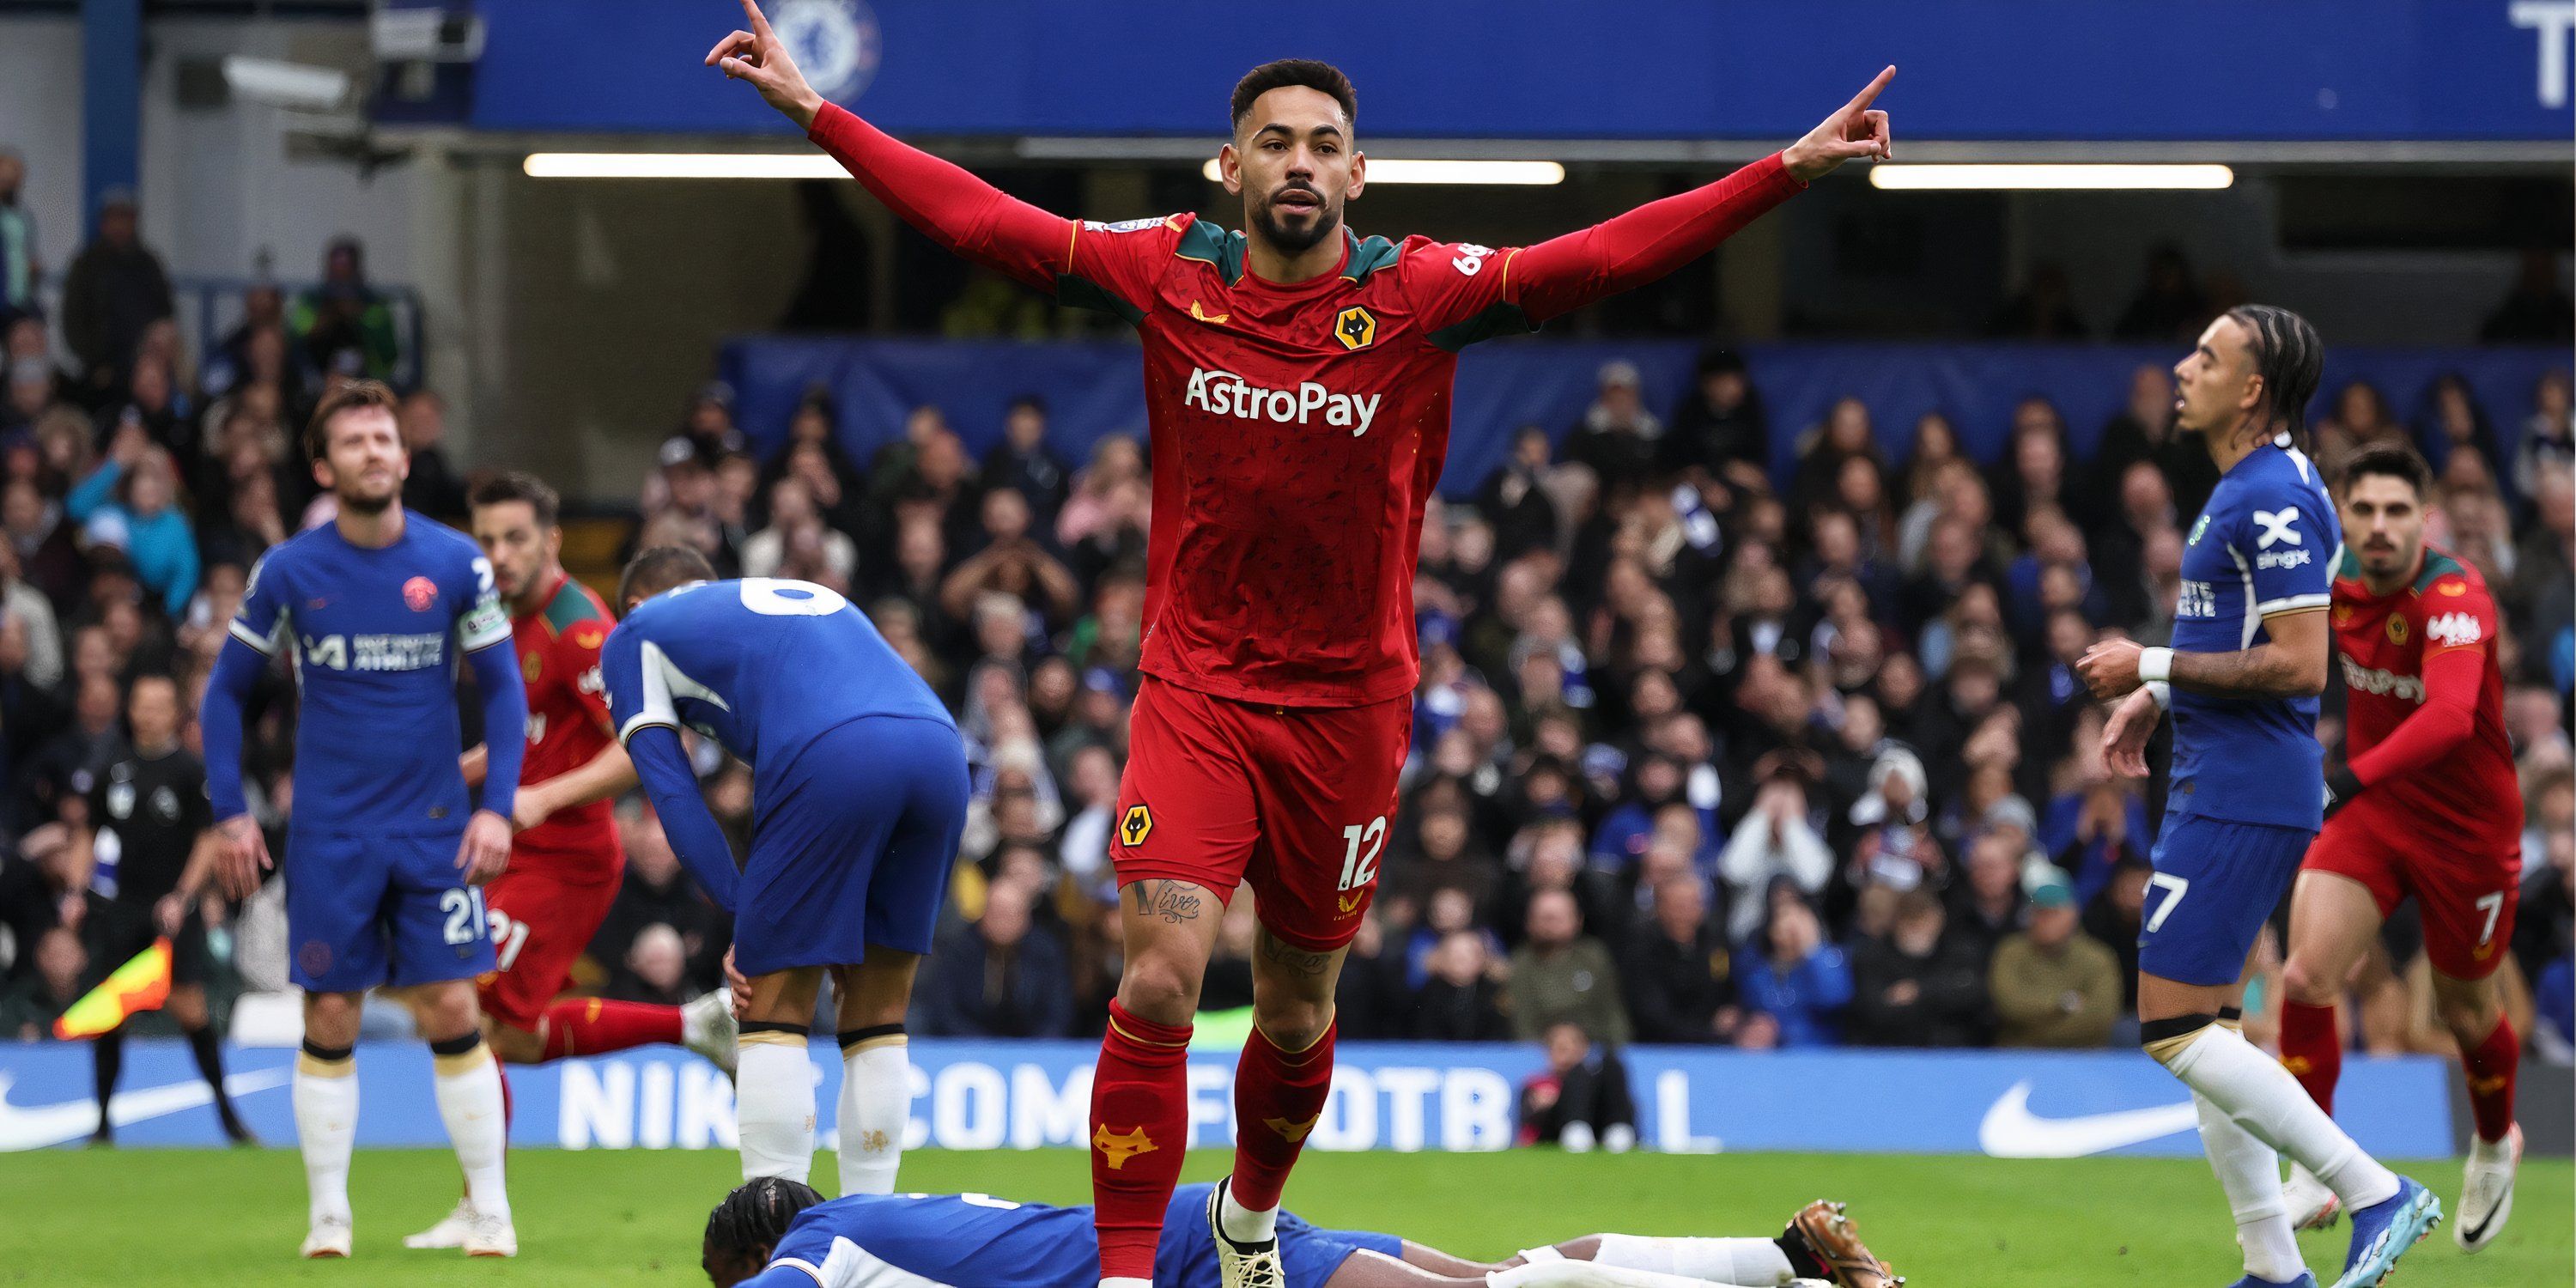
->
[2145, 680, 2172, 711]
[2139, 647, 2174, 683]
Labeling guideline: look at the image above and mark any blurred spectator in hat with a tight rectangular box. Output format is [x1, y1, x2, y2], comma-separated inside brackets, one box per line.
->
[1564, 360, 1662, 502]
[287, 236, 398, 381]
[0, 148, 37, 323]
[1989, 876, 2120, 1048]
[982, 394, 1070, 521]
[1986, 260, 2089, 340]
[60, 187, 172, 397]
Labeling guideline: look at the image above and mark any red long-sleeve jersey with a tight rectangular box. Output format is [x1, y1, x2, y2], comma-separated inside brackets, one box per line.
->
[511, 571, 622, 880]
[2330, 544, 2521, 848]
[809, 104, 1805, 706]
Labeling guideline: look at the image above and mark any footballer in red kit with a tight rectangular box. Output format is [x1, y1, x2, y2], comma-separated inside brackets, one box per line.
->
[2277, 444, 2524, 1251]
[711, 4, 1894, 1282]
[405, 473, 736, 1252]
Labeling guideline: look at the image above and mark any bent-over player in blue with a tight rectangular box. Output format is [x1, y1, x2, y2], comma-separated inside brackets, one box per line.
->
[698, 1177, 1899, 1288]
[198, 381, 527, 1260]
[2079, 307, 2436, 1288]
[602, 548, 969, 1197]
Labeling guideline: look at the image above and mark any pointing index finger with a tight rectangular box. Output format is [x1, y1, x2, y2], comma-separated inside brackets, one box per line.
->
[740, 0, 776, 40]
[1844, 64, 1897, 114]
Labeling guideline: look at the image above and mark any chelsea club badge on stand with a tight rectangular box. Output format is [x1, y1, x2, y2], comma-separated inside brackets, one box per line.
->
[771, 0, 882, 104]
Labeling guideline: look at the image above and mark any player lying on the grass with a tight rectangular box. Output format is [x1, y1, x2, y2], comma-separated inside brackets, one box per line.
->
[405, 473, 740, 1252]
[201, 380, 527, 1259]
[602, 550, 969, 1195]
[699, 1178, 1900, 1288]
[708, 6, 1893, 1285]
[2275, 443, 2524, 1251]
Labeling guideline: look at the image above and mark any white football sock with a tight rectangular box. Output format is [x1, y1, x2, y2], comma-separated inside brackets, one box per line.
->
[293, 1050, 357, 1227]
[432, 1042, 511, 1220]
[2194, 1093, 2303, 1283]
[738, 1034, 816, 1183]
[1220, 1182, 1277, 1244]
[837, 1034, 908, 1197]
[1487, 1257, 1747, 1287]
[2158, 1023, 2399, 1210]
[1594, 1233, 1795, 1285]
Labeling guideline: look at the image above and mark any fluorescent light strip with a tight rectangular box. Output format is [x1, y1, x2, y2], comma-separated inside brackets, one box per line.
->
[1200, 158, 1564, 185]
[523, 152, 1569, 185]
[523, 153, 850, 179]
[1868, 164, 2234, 191]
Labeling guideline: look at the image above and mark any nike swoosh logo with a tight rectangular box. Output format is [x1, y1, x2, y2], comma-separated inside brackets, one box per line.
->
[0, 1066, 290, 1151]
[1977, 1079, 2198, 1158]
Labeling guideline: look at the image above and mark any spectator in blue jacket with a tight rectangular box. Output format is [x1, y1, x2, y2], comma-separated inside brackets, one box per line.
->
[915, 878, 1072, 1038]
[1735, 890, 1853, 1048]
[66, 429, 197, 617]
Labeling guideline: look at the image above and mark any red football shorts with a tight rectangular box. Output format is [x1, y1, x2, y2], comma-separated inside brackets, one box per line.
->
[2302, 799, 2522, 981]
[1110, 675, 1411, 951]
[476, 853, 623, 1031]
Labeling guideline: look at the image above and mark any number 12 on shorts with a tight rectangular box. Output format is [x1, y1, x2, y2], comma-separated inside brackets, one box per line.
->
[1338, 816, 1387, 891]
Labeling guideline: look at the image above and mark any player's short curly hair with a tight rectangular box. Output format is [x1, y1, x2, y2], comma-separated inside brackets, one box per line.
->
[2341, 441, 2433, 499]
[702, 1176, 824, 1263]
[1230, 59, 1356, 133]
[617, 544, 716, 611]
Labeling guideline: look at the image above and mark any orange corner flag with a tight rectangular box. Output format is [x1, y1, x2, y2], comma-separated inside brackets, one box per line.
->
[53, 937, 173, 1040]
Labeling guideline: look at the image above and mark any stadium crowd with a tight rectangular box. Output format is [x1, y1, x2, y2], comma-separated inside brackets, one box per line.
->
[0, 172, 2567, 1097]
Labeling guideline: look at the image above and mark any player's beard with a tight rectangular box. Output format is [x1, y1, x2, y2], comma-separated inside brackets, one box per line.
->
[338, 484, 396, 516]
[1254, 186, 1340, 256]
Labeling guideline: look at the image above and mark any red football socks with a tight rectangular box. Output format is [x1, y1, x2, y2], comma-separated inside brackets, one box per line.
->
[2461, 1015, 2519, 1144]
[1091, 999, 1193, 1281]
[1229, 1021, 1336, 1214]
[2277, 999, 2341, 1115]
[538, 998, 683, 1060]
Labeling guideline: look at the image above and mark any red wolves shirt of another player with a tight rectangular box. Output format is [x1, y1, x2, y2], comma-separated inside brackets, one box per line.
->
[2328, 545, 2521, 852]
[510, 570, 622, 879]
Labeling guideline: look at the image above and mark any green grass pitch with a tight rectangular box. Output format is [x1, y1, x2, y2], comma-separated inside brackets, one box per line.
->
[2, 1147, 2565, 1285]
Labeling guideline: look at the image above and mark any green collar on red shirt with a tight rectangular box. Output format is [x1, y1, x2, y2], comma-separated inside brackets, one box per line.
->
[1176, 222, 1399, 289]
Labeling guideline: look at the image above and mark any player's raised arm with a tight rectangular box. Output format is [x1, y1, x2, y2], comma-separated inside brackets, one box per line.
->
[708, 0, 1076, 293]
[1499, 66, 1892, 324]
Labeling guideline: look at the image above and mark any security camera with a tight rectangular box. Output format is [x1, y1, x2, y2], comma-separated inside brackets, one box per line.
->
[220, 57, 355, 114]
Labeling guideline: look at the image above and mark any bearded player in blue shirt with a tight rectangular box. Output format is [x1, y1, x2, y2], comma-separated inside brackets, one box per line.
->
[202, 380, 528, 1261]
[2079, 307, 2437, 1288]
[696, 1177, 1899, 1288]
